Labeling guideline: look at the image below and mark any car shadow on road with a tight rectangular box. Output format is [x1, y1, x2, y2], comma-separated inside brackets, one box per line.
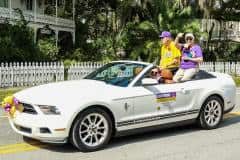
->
[220, 115, 240, 128]
[107, 124, 200, 150]
[24, 124, 200, 153]
[23, 137, 79, 153]
[106, 115, 240, 151]
[23, 115, 240, 153]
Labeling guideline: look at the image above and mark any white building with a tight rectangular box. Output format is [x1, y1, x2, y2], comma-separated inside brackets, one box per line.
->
[0, 0, 75, 47]
[201, 19, 240, 43]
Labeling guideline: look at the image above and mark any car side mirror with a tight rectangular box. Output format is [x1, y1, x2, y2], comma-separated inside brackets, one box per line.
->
[141, 78, 158, 86]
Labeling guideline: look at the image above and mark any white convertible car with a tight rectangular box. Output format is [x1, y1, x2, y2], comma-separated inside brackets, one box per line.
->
[10, 61, 236, 152]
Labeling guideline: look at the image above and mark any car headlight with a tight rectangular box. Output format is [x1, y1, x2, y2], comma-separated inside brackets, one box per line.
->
[38, 105, 61, 115]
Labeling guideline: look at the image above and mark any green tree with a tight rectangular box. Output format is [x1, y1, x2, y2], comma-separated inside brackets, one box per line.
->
[38, 38, 58, 61]
[0, 9, 40, 62]
[116, 0, 202, 61]
[71, 0, 240, 62]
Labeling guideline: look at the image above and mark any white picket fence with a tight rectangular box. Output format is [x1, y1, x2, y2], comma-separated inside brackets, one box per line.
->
[200, 62, 240, 75]
[0, 62, 64, 88]
[67, 62, 107, 80]
[1, 61, 240, 88]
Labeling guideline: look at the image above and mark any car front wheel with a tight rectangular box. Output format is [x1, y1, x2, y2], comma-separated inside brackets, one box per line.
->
[199, 96, 223, 129]
[70, 108, 112, 152]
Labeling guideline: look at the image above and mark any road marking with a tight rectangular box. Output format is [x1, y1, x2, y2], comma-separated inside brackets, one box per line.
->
[228, 112, 240, 115]
[0, 146, 39, 154]
[0, 142, 48, 155]
[0, 143, 36, 150]
[224, 112, 240, 119]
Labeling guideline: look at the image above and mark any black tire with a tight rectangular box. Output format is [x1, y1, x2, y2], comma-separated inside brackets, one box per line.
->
[70, 108, 113, 152]
[198, 96, 223, 129]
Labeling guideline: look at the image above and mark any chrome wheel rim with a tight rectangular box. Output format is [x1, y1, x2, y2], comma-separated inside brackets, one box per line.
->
[79, 113, 109, 147]
[204, 100, 222, 127]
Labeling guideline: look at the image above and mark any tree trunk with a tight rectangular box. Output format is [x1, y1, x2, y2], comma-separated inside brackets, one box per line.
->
[105, 7, 109, 34]
[207, 20, 215, 50]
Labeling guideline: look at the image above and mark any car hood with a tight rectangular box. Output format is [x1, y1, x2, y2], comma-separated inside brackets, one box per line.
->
[14, 79, 121, 107]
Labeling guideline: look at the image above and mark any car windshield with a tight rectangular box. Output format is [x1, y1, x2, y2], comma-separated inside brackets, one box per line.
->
[84, 62, 146, 87]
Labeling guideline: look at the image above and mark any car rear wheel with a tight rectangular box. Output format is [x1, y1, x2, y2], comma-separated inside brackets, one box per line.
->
[70, 108, 112, 152]
[199, 96, 223, 129]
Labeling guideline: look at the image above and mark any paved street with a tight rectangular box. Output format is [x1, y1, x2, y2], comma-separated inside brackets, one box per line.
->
[0, 89, 240, 160]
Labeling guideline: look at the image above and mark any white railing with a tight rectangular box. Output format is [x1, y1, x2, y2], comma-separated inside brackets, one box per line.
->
[0, 7, 75, 29]
[0, 61, 240, 88]
[0, 62, 64, 88]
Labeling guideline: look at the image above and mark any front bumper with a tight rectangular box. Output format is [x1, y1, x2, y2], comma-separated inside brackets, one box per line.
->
[9, 111, 69, 144]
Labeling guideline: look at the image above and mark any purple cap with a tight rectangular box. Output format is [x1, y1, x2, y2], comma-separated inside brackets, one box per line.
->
[159, 31, 171, 38]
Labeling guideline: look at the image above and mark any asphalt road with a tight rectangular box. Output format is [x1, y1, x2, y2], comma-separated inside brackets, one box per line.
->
[0, 89, 240, 160]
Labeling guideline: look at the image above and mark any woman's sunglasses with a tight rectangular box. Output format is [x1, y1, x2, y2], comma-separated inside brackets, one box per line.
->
[185, 37, 193, 41]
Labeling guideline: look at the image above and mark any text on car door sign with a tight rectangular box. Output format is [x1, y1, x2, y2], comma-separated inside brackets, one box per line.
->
[155, 92, 176, 103]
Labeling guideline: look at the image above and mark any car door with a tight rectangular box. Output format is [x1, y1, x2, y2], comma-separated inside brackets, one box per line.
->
[153, 82, 195, 113]
[176, 79, 205, 111]
[117, 77, 198, 131]
[132, 82, 188, 117]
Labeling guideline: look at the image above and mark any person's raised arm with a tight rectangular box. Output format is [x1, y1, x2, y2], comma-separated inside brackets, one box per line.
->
[175, 33, 184, 49]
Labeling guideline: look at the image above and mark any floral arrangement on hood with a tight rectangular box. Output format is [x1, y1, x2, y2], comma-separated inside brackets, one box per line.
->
[1, 96, 24, 118]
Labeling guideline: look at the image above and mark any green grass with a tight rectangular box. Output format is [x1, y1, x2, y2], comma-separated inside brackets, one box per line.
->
[233, 76, 240, 87]
[0, 87, 25, 102]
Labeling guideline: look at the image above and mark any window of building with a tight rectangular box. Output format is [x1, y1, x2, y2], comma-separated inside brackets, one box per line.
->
[58, 0, 64, 6]
[0, 0, 8, 7]
[26, 0, 33, 10]
[46, 0, 65, 6]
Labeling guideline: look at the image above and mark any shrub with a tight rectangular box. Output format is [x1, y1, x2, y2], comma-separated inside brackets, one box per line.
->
[38, 38, 58, 61]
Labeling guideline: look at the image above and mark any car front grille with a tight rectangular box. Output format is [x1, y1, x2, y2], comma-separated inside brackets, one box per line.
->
[21, 102, 38, 115]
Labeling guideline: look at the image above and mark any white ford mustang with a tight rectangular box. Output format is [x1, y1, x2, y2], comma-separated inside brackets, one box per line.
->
[10, 61, 236, 152]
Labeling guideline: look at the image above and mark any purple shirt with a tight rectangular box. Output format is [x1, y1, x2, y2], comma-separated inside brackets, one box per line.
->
[180, 44, 203, 69]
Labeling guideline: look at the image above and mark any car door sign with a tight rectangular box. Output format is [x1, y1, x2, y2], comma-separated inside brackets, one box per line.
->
[155, 92, 176, 103]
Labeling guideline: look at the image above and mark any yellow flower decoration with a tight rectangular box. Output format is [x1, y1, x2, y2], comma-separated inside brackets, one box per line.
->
[3, 96, 14, 105]
[1, 96, 23, 118]
[9, 106, 16, 118]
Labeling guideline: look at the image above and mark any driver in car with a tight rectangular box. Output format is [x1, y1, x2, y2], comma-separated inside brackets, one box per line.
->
[150, 67, 174, 84]
[150, 67, 164, 83]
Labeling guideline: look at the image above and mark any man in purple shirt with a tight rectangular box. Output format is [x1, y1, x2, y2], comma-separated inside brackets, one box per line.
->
[173, 33, 203, 82]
